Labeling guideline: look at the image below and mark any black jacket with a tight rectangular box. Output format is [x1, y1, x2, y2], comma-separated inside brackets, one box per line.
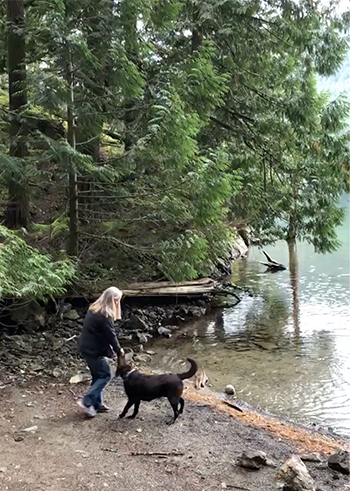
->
[79, 311, 121, 359]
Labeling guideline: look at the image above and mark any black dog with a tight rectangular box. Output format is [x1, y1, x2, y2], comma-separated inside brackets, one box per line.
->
[116, 353, 197, 423]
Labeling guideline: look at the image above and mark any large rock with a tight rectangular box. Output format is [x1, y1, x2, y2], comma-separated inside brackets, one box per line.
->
[123, 314, 148, 331]
[299, 453, 323, 463]
[189, 306, 206, 318]
[10, 300, 46, 332]
[276, 455, 316, 490]
[63, 309, 80, 321]
[136, 332, 150, 344]
[239, 450, 267, 470]
[157, 326, 172, 337]
[231, 234, 249, 260]
[328, 449, 350, 475]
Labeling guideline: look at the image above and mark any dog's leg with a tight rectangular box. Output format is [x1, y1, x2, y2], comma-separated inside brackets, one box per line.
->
[179, 397, 185, 415]
[127, 400, 140, 419]
[119, 399, 134, 419]
[167, 397, 180, 424]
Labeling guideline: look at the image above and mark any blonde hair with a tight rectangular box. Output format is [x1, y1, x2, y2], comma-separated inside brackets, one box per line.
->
[89, 286, 123, 321]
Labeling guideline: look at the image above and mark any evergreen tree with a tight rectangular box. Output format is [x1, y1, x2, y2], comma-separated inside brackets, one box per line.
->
[4, 0, 30, 229]
[0, 0, 349, 292]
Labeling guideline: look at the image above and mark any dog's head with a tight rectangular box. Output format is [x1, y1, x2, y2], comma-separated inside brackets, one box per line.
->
[116, 351, 134, 377]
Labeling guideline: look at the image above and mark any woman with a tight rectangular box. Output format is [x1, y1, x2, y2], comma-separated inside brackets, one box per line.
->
[78, 286, 124, 417]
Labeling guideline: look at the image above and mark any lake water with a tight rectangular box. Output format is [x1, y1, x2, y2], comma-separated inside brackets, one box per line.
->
[148, 194, 350, 437]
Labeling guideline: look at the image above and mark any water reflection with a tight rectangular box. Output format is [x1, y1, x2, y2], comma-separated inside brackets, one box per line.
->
[288, 240, 300, 337]
[149, 196, 350, 436]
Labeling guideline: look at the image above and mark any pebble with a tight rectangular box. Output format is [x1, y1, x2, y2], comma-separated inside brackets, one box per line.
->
[328, 449, 350, 475]
[224, 385, 236, 396]
[300, 452, 323, 463]
[23, 425, 38, 432]
[13, 433, 24, 442]
[238, 450, 268, 470]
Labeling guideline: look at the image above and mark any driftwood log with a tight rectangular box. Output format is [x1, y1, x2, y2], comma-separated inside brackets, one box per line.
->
[51, 277, 242, 302]
[122, 277, 242, 301]
[260, 250, 286, 272]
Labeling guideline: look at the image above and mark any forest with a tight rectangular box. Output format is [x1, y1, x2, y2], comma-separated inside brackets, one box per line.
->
[0, 0, 350, 299]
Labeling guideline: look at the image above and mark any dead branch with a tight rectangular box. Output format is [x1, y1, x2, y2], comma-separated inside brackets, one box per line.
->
[260, 250, 286, 271]
[130, 451, 185, 457]
[222, 400, 244, 413]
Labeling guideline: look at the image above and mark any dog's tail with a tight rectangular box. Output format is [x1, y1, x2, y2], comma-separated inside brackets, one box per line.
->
[177, 358, 198, 380]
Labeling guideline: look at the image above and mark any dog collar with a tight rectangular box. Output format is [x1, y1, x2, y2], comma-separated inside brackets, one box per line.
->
[124, 368, 136, 378]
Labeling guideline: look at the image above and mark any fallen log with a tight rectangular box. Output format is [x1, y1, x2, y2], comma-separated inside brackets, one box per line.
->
[123, 277, 217, 296]
[49, 277, 242, 302]
[260, 250, 286, 271]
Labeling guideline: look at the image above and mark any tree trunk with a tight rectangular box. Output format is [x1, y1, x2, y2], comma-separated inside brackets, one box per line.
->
[76, 0, 111, 210]
[191, 4, 203, 53]
[65, 4, 78, 256]
[288, 238, 300, 336]
[5, 0, 29, 229]
[120, 0, 139, 151]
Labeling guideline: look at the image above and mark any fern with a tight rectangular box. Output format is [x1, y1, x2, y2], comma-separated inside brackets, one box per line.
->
[0, 225, 75, 300]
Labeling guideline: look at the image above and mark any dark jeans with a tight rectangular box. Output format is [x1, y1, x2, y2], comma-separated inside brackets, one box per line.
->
[83, 356, 112, 409]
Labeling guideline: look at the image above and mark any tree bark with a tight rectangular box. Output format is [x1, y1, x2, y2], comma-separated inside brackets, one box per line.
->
[191, 4, 203, 53]
[5, 0, 30, 229]
[76, 0, 110, 208]
[65, 4, 78, 256]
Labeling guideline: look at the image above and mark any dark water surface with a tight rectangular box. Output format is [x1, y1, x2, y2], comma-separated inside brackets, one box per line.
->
[148, 195, 350, 436]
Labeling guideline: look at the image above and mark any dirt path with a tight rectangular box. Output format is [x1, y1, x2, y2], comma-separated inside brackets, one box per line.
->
[0, 378, 348, 491]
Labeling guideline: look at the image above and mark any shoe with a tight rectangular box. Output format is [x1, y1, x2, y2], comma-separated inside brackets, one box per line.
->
[96, 405, 111, 413]
[77, 400, 97, 418]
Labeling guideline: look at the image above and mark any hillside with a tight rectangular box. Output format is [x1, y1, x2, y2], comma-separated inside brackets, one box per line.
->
[318, 51, 350, 98]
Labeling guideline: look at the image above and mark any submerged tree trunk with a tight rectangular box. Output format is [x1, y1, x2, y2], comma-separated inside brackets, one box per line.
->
[5, 0, 29, 229]
[288, 238, 300, 336]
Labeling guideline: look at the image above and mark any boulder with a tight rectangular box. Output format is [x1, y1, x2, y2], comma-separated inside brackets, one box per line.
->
[328, 449, 349, 475]
[231, 234, 249, 260]
[189, 306, 206, 318]
[61, 303, 73, 313]
[63, 310, 80, 321]
[136, 332, 149, 344]
[239, 450, 267, 470]
[10, 300, 46, 332]
[123, 314, 148, 332]
[276, 455, 316, 490]
[158, 326, 172, 337]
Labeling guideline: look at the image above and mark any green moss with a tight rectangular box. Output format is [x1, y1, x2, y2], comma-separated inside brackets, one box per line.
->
[99, 220, 128, 234]
[51, 215, 69, 237]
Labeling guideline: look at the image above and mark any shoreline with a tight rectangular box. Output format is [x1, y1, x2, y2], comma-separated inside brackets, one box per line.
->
[183, 384, 350, 455]
[1, 290, 349, 457]
[2, 363, 349, 455]
[0, 374, 349, 491]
